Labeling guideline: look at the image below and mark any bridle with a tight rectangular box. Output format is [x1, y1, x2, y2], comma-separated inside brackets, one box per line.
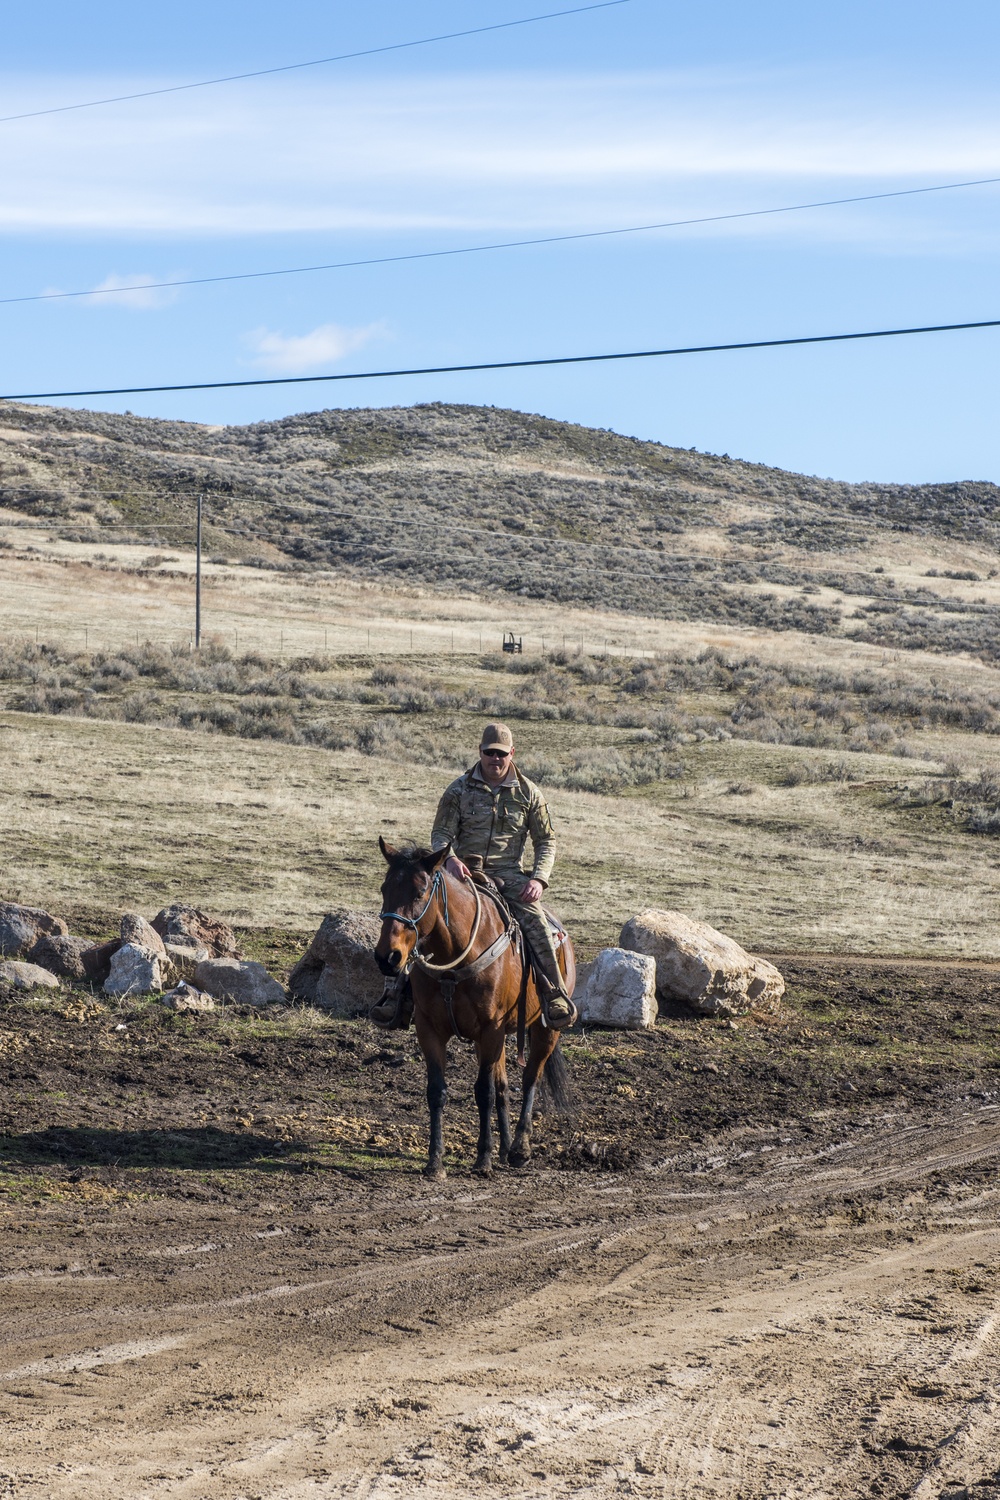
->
[379, 867, 483, 974]
[379, 863, 520, 1049]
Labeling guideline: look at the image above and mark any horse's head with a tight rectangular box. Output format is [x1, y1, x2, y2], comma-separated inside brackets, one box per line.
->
[375, 837, 450, 976]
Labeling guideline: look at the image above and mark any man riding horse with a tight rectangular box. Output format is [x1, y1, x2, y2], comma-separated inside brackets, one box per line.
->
[370, 721, 577, 1031]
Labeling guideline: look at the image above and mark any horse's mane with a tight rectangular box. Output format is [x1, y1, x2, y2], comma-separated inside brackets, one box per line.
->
[386, 842, 435, 874]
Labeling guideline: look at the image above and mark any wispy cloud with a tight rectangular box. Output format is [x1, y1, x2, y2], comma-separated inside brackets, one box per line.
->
[244, 321, 387, 373]
[1, 69, 998, 242]
[83, 273, 179, 309]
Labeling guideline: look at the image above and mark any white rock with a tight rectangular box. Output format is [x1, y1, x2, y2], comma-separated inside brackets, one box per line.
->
[103, 943, 164, 997]
[577, 948, 657, 1030]
[193, 958, 285, 1008]
[0, 959, 61, 990]
[159, 982, 215, 1013]
[618, 909, 784, 1018]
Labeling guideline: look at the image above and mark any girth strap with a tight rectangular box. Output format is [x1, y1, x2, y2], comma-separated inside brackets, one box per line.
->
[416, 925, 515, 1043]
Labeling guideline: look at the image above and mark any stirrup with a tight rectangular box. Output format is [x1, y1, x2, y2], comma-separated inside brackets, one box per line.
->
[536, 974, 577, 1031]
[369, 986, 413, 1031]
[542, 995, 578, 1031]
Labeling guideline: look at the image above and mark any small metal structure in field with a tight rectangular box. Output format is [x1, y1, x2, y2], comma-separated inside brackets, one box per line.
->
[502, 631, 522, 654]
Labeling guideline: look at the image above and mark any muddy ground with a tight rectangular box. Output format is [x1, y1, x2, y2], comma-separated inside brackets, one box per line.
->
[3, 958, 1000, 1498]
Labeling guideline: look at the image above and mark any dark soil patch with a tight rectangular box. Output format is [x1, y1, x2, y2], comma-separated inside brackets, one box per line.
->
[2, 957, 999, 1205]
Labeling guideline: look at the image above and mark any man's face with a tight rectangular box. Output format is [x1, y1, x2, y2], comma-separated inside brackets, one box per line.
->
[479, 744, 513, 784]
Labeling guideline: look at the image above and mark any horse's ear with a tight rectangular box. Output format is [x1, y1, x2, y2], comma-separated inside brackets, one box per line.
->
[379, 836, 399, 863]
[420, 843, 450, 873]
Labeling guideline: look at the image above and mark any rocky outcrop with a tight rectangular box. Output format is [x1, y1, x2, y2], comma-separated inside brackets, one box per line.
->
[0, 902, 69, 958]
[0, 959, 61, 990]
[120, 912, 167, 958]
[159, 981, 215, 1013]
[193, 958, 284, 1008]
[288, 911, 383, 1017]
[619, 910, 784, 1018]
[26, 933, 92, 981]
[103, 944, 164, 997]
[152, 905, 238, 959]
[577, 948, 657, 1029]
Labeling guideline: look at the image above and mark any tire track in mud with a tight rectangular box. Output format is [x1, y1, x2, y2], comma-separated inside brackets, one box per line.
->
[7, 1103, 1000, 1371]
[5, 1102, 1000, 1498]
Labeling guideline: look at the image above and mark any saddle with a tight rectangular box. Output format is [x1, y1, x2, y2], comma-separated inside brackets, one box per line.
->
[371, 859, 568, 1038]
[466, 857, 569, 958]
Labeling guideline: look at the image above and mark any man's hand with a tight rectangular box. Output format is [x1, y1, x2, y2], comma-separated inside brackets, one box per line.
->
[520, 877, 545, 905]
[446, 855, 472, 882]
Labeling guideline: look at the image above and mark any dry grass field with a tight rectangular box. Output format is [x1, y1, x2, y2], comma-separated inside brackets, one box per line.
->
[0, 705, 985, 954]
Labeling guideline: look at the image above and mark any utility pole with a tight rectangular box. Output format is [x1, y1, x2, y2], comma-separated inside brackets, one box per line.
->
[195, 493, 203, 650]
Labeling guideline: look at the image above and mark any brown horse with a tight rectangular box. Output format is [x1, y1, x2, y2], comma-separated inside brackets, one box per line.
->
[375, 838, 573, 1179]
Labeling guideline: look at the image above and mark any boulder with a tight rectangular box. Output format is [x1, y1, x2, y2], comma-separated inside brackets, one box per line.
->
[288, 910, 383, 1017]
[120, 912, 167, 959]
[619, 909, 784, 1018]
[0, 902, 68, 958]
[27, 933, 93, 981]
[577, 948, 657, 1030]
[159, 982, 215, 1013]
[0, 959, 61, 991]
[193, 958, 285, 1008]
[152, 905, 238, 959]
[164, 941, 209, 978]
[81, 939, 123, 986]
[103, 943, 164, 997]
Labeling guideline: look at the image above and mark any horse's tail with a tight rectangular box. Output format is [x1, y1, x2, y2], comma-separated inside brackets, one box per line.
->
[543, 1042, 571, 1113]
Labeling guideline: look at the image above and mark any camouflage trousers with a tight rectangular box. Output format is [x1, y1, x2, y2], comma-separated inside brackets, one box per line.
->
[498, 875, 569, 999]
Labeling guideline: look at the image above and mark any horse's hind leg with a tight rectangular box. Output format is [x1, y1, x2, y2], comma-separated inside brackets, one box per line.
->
[510, 1023, 557, 1169]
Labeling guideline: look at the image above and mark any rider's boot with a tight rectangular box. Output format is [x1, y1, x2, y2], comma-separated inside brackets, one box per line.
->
[534, 964, 578, 1031]
[369, 978, 413, 1030]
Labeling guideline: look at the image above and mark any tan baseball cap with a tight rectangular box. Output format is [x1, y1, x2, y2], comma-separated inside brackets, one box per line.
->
[480, 721, 514, 752]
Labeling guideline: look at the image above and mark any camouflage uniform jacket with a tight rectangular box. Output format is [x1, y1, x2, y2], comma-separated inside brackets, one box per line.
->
[431, 765, 556, 887]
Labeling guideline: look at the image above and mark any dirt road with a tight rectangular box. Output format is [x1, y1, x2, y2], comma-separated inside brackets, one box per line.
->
[3, 960, 1000, 1497]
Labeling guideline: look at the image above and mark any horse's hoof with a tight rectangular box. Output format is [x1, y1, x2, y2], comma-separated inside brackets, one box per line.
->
[472, 1158, 492, 1177]
[508, 1148, 530, 1169]
[423, 1165, 447, 1181]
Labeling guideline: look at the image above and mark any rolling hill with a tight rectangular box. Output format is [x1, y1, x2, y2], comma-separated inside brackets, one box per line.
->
[2, 398, 1000, 660]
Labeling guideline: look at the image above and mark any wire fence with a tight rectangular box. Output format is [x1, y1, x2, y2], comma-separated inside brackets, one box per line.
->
[0, 617, 655, 660]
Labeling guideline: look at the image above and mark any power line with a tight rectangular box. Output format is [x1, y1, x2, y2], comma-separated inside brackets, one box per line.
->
[3, 316, 999, 402]
[7, 174, 1000, 310]
[0, 2, 627, 125]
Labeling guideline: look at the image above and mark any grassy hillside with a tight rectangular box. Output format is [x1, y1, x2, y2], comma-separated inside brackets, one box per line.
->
[3, 399, 1000, 662]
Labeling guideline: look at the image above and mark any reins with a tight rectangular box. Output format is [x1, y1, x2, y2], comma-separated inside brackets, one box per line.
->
[380, 866, 513, 1042]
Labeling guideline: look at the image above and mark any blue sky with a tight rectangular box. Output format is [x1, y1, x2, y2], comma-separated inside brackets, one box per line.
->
[1, 0, 998, 482]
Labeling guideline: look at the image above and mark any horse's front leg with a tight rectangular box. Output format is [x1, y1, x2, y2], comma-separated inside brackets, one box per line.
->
[417, 1021, 449, 1180]
[472, 1056, 495, 1175]
[510, 1022, 557, 1169]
